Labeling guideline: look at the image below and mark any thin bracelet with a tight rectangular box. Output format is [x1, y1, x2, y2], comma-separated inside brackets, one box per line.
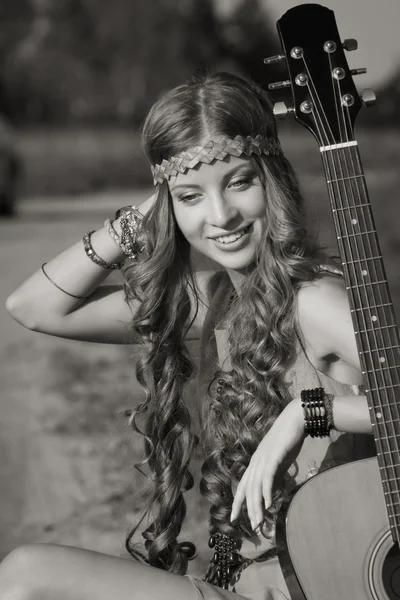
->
[41, 263, 89, 299]
[104, 218, 122, 249]
[82, 230, 121, 270]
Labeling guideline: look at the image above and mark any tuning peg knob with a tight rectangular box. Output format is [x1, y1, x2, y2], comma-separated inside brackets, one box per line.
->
[263, 54, 286, 65]
[350, 68, 367, 76]
[273, 102, 294, 119]
[361, 89, 377, 106]
[268, 80, 291, 91]
[343, 38, 358, 51]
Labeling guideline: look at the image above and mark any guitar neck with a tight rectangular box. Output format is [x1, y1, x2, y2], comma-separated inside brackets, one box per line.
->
[322, 142, 400, 539]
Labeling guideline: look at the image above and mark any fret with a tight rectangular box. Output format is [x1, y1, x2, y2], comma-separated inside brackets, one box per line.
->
[365, 371, 400, 391]
[379, 450, 400, 458]
[347, 280, 388, 289]
[338, 230, 377, 238]
[373, 418, 400, 426]
[356, 326, 398, 336]
[332, 203, 371, 211]
[353, 307, 393, 314]
[378, 457, 400, 465]
[374, 422, 400, 442]
[357, 325, 400, 352]
[367, 385, 400, 393]
[363, 365, 400, 374]
[361, 345, 400, 353]
[342, 256, 382, 264]
[327, 175, 365, 184]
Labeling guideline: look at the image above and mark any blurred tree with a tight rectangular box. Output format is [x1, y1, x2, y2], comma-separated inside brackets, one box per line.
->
[367, 69, 400, 126]
[0, 0, 283, 124]
[216, 0, 283, 87]
[0, 0, 35, 117]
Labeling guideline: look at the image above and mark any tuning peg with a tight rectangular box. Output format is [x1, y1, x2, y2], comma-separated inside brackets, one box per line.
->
[361, 89, 377, 106]
[343, 38, 358, 51]
[350, 68, 367, 76]
[273, 102, 294, 119]
[268, 80, 291, 91]
[263, 54, 286, 65]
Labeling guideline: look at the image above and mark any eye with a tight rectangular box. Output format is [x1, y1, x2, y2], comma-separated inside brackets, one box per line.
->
[178, 192, 201, 204]
[229, 174, 255, 189]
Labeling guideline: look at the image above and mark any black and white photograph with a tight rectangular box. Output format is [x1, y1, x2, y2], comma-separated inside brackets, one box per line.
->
[1, 1, 400, 598]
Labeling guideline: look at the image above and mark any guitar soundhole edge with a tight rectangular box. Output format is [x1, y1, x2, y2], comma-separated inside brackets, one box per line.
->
[383, 544, 400, 599]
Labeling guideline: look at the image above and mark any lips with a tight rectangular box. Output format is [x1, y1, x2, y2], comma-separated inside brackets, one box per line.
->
[209, 224, 253, 252]
[209, 224, 251, 242]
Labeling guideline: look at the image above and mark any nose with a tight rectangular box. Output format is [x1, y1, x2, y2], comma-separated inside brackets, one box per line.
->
[206, 192, 239, 227]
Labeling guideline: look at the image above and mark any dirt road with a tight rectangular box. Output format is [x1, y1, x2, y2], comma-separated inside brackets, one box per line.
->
[0, 191, 151, 559]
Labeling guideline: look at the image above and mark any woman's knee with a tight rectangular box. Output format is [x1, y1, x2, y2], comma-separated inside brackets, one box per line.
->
[0, 544, 61, 600]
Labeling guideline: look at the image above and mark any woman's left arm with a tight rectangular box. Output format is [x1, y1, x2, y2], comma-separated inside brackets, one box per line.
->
[230, 275, 374, 530]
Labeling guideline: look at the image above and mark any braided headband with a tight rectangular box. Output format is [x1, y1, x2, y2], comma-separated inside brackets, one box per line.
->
[150, 134, 282, 185]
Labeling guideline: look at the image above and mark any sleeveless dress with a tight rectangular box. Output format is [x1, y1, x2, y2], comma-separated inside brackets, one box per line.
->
[186, 271, 376, 600]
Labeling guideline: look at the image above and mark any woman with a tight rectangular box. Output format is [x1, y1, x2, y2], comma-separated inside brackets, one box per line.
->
[3, 72, 375, 600]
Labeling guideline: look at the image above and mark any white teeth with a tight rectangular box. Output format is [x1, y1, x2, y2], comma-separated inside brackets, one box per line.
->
[214, 226, 249, 244]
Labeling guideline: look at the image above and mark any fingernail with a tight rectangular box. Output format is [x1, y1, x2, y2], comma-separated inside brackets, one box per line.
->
[250, 520, 255, 529]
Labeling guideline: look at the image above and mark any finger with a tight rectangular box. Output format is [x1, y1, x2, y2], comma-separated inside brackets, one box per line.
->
[247, 477, 263, 531]
[230, 470, 249, 522]
[262, 478, 273, 512]
[250, 476, 265, 530]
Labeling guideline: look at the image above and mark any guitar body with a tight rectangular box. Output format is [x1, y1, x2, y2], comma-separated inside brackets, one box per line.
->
[276, 458, 400, 600]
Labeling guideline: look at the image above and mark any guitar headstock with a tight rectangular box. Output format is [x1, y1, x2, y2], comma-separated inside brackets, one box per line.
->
[267, 4, 375, 146]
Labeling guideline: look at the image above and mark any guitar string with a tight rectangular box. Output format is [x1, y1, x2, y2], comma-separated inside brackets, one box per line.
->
[348, 127, 400, 394]
[341, 107, 400, 478]
[331, 65, 400, 529]
[328, 57, 398, 452]
[329, 56, 400, 534]
[302, 50, 399, 532]
[352, 141, 400, 397]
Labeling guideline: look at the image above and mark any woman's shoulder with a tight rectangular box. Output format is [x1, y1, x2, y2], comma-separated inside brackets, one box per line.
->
[297, 268, 345, 305]
[295, 270, 352, 359]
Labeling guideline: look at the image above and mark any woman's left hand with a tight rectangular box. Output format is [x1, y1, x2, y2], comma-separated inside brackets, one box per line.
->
[230, 398, 305, 532]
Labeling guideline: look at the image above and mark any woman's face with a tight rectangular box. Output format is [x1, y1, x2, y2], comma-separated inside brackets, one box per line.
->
[170, 156, 267, 271]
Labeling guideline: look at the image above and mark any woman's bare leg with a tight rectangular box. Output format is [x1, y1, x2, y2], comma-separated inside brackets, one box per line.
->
[0, 544, 204, 600]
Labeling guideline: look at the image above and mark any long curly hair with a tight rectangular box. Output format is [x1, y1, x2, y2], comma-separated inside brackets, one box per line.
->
[122, 71, 330, 573]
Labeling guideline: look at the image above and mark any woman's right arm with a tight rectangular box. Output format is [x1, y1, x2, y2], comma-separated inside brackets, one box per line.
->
[5, 197, 155, 344]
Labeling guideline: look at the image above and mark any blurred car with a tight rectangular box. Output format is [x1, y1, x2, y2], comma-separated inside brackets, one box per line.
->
[0, 115, 22, 217]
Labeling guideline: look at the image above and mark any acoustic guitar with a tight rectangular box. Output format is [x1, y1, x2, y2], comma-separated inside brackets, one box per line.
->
[265, 4, 400, 599]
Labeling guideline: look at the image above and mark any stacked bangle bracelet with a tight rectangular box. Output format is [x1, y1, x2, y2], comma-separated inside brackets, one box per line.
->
[301, 387, 334, 438]
[82, 230, 121, 270]
[103, 206, 144, 259]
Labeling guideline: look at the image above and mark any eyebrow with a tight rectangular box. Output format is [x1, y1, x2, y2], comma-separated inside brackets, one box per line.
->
[170, 164, 255, 192]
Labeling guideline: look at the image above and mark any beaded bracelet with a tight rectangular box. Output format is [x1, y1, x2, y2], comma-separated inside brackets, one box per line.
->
[204, 532, 242, 590]
[301, 387, 334, 438]
[82, 231, 122, 270]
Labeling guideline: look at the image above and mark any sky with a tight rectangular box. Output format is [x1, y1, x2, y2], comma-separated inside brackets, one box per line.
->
[265, 0, 400, 87]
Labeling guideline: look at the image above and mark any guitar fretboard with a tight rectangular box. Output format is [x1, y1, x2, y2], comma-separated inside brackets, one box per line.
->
[322, 143, 400, 540]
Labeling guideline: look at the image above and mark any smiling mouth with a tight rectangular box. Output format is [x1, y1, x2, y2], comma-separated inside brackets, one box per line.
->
[212, 225, 251, 244]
